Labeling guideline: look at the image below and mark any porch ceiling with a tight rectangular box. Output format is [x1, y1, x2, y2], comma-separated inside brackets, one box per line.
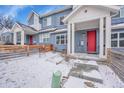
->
[75, 19, 99, 31]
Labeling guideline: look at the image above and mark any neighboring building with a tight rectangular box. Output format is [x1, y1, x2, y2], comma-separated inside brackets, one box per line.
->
[111, 6, 124, 51]
[0, 27, 13, 44]
[12, 5, 121, 59]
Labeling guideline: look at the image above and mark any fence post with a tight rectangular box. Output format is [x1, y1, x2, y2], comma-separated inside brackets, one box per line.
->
[107, 48, 111, 63]
[27, 45, 30, 56]
[51, 71, 62, 88]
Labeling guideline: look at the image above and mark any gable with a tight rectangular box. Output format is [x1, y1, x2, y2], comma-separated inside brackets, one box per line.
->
[28, 13, 34, 25]
[68, 6, 111, 23]
[11, 23, 23, 32]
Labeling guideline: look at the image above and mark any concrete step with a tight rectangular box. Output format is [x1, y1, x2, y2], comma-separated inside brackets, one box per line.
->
[80, 70, 103, 83]
[74, 60, 99, 70]
[69, 60, 103, 83]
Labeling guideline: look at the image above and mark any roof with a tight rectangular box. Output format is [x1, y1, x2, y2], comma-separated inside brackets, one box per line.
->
[0, 27, 12, 34]
[50, 28, 67, 34]
[16, 22, 38, 32]
[40, 6, 72, 18]
[63, 5, 120, 23]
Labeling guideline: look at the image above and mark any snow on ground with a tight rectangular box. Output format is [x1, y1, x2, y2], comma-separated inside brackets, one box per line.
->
[0, 52, 123, 88]
[0, 52, 72, 88]
[97, 65, 124, 88]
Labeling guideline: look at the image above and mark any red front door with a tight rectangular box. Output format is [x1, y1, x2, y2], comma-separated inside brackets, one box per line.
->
[29, 36, 33, 45]
[87, 30, 96, 53]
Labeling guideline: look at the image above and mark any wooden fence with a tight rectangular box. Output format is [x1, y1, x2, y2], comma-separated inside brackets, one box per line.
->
[0, 44, 53, 60]
[109, 50, 124, 82]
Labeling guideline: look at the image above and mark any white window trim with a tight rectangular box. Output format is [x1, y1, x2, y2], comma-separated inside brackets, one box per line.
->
[40, 33, 50, 43]
[46, 17, 52, 26]
[55, 33, 67, 45]
[111, 31, 124, 48]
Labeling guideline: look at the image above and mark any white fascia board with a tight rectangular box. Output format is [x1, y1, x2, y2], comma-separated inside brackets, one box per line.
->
[41, 28, 56, 32]
[112, 23, 124, 29]
[11, 22, 23, 32]
[50, 28, 67, 34]
[63, 5, 120, 23]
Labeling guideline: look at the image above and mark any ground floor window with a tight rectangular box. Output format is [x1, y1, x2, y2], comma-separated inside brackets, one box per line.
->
[56, 34, 67, 45]
[39, 33, 50, 43]
[111, 32, 124, 48]
[16, 32, 21, 44]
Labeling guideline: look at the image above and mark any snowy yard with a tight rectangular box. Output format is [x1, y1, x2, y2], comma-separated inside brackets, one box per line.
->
[0, 52, 123, 88]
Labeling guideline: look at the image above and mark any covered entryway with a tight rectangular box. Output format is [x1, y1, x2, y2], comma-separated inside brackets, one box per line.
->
[63, 5, 119, 59]
[12, 22, 38, 45]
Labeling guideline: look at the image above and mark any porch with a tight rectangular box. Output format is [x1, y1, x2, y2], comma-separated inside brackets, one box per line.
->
[13, 27, 37, 45]
[63, 6, 115, 59]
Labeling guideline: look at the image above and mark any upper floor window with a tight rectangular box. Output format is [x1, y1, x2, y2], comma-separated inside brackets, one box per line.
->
[59, 16, 64, 25]
[120, 7, 124, 17]
[47, 17, 52, 26]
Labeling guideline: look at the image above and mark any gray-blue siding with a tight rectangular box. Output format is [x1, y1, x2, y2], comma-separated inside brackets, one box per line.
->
[40, 8, 72, 30]
[50, 32, 67, 51]
[38, 32, 67, 51]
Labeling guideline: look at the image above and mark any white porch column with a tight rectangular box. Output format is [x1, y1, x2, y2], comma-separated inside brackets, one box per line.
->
[67, 23, 71, 54]
[71, 23, 75, 54]
[105, 16, 111, 56]
[21, 31, 24, 45]
[99, 17, 104, 58]
[13, 32, 17, 45]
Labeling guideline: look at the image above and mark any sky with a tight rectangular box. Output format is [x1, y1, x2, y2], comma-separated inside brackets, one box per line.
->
[0, 5, 65, 24]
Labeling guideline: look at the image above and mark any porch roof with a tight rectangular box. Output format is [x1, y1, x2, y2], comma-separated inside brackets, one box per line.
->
[63, 5, 120, 23]
[16, 22, 38, 35]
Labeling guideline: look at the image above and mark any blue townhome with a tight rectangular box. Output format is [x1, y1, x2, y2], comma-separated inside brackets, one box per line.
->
[12, 5, 121, 59]
[12, 6, 72, 51]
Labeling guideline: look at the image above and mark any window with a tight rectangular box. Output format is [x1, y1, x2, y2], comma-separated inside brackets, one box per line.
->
[111, 40, 118, 47]
[56, 34, 67, 45]
[47, 17, 52, 26]
[111, 33, 118, 39]
[17, 32, 21, 44]
[41, 33, 50, 43]
[120, 7, 124, 17]
[119, 32, 124, 47]
[119, 40, 124, 47]
[111, 32, 124, 48]
[111, 33, 118, 48]
[60, 16, 64, 25]
[119, 33, 124, 38]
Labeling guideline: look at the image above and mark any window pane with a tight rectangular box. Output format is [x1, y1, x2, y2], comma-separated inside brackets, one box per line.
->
[111, 41, 117, 47]
[61, 39, 64, 44]
[119, 40, 124, 47]
[111, 33, 118, 39]
[119, 33, 124, 38]
[56, 36, 60, 44]
[61, 35, 64, 39]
